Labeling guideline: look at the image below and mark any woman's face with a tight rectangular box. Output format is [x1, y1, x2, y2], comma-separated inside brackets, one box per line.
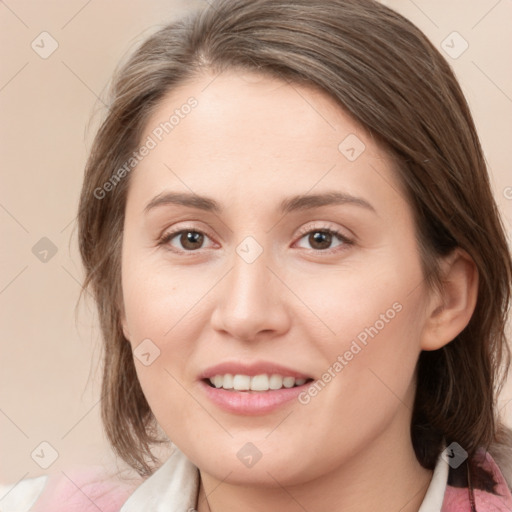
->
[121, 71, 433, 485]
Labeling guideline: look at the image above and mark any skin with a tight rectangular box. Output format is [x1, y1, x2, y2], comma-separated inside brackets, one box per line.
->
[120, 70, 478, 512]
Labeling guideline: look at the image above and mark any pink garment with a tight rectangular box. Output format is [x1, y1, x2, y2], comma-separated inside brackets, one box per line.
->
[31, 466, 142, 512]
[442, 451, 512, 512]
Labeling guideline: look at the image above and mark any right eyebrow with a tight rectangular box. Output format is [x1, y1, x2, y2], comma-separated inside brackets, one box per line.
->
[144, 192, 222, 214]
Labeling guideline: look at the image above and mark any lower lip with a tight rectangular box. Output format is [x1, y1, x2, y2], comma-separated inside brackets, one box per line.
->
[199, 380, 310, 415]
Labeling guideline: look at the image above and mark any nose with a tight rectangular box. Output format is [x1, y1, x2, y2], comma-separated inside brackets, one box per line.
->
[210, 249, 291, 342]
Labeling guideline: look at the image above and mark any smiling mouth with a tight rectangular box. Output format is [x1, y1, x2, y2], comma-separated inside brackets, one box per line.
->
[204, 374, 314, 392]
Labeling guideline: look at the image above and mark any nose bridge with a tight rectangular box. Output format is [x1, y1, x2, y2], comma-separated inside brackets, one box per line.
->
[231, 246, 270, 305]
[210, 241, 289, 340]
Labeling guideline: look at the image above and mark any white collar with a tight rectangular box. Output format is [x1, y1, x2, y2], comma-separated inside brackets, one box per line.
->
[418, 450, 449, 512]
[120, 446, 199, 512]
[121, 445, 448, 512]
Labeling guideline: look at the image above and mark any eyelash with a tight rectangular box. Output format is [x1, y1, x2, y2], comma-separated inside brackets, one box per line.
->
[157, 224, 354, 255]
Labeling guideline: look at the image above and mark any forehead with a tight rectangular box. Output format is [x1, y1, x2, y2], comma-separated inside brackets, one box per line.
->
[127, 70, 405, 218]
[141, 69, 377, 161]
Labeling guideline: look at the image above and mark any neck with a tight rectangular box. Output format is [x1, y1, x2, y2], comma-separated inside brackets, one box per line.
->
[196, 410, 433, 512]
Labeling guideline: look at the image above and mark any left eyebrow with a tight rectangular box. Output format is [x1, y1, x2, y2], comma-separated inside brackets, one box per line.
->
[279, 191, 377, 215]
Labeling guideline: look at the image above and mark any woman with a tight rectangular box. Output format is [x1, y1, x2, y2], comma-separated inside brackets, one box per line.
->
[2, 0, 511, 510]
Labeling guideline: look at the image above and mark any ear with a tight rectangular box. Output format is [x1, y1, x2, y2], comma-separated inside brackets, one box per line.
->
[420, 248, 479, 351]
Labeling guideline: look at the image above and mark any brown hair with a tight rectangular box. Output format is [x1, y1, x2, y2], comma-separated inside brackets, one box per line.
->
[78, 0, 512, 478]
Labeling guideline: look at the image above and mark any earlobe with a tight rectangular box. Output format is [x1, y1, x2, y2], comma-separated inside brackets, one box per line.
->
[420, 248, 479, 351]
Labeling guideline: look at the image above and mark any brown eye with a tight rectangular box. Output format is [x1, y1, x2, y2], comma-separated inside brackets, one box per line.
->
[308, 231, 333, 250]
[159, 229, 213, 252]
[296, 228, 350, 251]
[179, 231, 204, 250]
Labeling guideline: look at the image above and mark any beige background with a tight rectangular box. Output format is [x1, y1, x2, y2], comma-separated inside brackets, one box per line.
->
[1, 0, 511, 484]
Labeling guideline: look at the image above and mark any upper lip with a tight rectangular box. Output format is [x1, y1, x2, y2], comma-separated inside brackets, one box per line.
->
[199, 360, 313, 380]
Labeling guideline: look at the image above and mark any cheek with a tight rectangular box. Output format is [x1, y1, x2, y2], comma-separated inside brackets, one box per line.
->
[120, 258, 214, 414]
[292, 257, 425, 413]
[290, 293, 422, 471]
[291, 254, 424, 357]
[121, 255, 210, 340]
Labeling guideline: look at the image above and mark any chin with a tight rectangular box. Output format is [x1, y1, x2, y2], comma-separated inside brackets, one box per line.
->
[183, 438, 331, 488]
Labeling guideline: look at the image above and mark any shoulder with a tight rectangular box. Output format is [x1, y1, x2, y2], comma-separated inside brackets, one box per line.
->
[0, 466, 143, 512]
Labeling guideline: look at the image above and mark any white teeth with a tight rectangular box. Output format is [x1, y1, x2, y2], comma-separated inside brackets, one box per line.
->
[269, 374, 283, 389]
[250, 374, 269, 391]
[283, 377, 295, 388]
[208, 374, 309, 391]
[233, 374, 251, 391]
[222, 374, 234, 390]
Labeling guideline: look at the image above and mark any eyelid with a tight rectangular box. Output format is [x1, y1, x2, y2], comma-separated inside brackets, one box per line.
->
[295, 221, 353, 242]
